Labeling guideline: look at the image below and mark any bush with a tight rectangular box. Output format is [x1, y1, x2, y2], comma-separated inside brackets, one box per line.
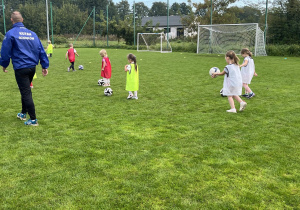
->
[266, 44, 300, 56]
[51, 35, 68, 45]
[0, 32, 4, 42]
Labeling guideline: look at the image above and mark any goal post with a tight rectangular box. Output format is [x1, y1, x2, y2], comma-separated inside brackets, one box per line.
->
[197, 23, 267, 56]
[137, 33, 172, 53]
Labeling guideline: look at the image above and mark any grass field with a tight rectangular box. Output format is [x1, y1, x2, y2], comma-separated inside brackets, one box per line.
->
[0, 48, 299, 209]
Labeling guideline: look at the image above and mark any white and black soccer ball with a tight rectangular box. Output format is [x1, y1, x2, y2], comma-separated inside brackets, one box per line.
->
[220, 88, 225, 97]
[104, 88, 113, 96]
[209, 67, 220, 76]
[98, 79, 105, 86]
[78, 65, 84, 70]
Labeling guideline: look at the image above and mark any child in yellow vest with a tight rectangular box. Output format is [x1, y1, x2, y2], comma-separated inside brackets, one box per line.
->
[124, 53, 139, 99]
[45, 40, 54, 57]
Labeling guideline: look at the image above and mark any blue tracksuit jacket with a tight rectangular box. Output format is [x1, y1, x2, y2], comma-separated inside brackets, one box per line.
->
[0, 22, 49, 70]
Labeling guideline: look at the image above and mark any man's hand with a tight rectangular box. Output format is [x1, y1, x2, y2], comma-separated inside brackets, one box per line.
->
[42, 69, 48, 76]
[3, 67, 8, 73]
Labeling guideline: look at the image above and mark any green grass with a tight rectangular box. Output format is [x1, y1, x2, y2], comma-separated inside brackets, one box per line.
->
[0, 49, 299, 209]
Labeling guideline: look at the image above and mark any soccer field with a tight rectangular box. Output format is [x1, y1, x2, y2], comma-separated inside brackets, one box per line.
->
[0, 48, 299, 209]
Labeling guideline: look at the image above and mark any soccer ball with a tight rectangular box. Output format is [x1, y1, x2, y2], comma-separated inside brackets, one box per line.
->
[78, 65, 84, 70]
[209, 67, 220, 76]
[220, 88, 225, 97]
[98, 79, 105, 86]
[104, 88, 113, 96]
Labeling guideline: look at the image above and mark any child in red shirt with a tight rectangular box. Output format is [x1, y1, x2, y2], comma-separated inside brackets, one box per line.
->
[100, 49, 112, 86]
[66, 43, 79, 72]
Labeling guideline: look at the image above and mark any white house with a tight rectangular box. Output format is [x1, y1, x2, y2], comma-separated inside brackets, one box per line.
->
[141, 16, 189, 39]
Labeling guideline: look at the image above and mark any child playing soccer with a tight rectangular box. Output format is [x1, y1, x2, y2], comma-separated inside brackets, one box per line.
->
[66, 43, 79, 72]
[212, 50, 247, 113]
[45, 40, 54, 57]
[239, 48, 258, 99]
[99, 49, 112, 86]
[125, 53, 139, 99]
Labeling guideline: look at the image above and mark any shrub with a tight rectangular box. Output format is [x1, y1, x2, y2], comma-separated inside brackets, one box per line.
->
[266, 44, 300, 56]
[0, 32, 4, 42]
[51, 35, 68, 45]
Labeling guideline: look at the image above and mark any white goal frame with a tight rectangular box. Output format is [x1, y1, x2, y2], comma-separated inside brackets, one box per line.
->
[137, 33, 172, 53]
[196, 23, 267, 56]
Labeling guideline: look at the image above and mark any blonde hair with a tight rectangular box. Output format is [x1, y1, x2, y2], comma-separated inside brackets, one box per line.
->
[100, 49, 107, 57]
[240, 48, 253, 57]
[69, 43, 73, 47]
[225, 50, 239, 65]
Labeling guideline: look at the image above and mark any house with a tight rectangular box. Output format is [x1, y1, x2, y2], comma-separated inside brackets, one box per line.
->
[141, 16, 188, 39]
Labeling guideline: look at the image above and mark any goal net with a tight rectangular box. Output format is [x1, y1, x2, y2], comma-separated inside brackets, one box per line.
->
[197, 23, 267, 56]
[137, 33, 172, 53]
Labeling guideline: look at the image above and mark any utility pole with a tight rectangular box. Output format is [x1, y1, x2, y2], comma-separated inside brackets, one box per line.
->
[50, 1, 53, 44]
[2, 0, 6, 34]
[167, 0, 169, 48]
[264, 0, 268, 44]
[210, 0, 212, 25]
[46, 0, 50, 41]
[106, 5, 109, 47]
[93, 6, 95, 47]
[133, 1, 136, 46]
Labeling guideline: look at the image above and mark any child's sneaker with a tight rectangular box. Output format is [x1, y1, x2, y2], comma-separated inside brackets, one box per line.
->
[247, 92, 255, 99]
[132, 96, 138, 100]
[68, 67, 70, 72]
[226, 108, 237, 113]
[24, 119, 39, 126]
[17, 113, 27, 120]
[241, 93, 248, 97]
[127, 94, 133, 99]
[239, 101, 247, 111]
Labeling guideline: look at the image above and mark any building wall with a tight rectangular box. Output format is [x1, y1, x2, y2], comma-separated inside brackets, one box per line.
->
[152, 27, 194, 39]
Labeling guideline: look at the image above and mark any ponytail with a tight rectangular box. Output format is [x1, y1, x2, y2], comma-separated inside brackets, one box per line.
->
[127, 53, 137, 71]
[226, 50, 239, 65]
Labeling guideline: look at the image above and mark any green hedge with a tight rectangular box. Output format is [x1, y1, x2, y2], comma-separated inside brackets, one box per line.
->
[169, 41, 300, 57]
[266, 44, 300, 56]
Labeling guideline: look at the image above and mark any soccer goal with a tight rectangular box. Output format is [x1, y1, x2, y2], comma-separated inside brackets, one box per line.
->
[197, 23, 267, 56]
[137, 33, 172, 53]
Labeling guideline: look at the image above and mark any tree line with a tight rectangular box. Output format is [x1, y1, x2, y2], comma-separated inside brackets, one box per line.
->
[0, 0, 299, 45]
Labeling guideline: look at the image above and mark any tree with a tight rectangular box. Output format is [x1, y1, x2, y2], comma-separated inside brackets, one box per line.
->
[134, 2, 149, 18]
[193, 0, 238, 25]
[267, 0, 300, 44]
[233, 6, 262, 23]
[107, 1, 118, 21]
[179, 3, 191, 15]
[116, 0, 130, 21]
[170, 3, 181, 15]
[149, 2, 167, 16]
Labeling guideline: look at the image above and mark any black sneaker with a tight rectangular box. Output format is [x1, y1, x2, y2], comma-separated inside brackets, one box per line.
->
[242, 94, 249, 97]
[247, 92, 255, 99]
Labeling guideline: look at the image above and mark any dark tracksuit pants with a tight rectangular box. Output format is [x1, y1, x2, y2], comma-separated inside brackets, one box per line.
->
[14, 67, 36, 120]
[69, 62, 75, 70]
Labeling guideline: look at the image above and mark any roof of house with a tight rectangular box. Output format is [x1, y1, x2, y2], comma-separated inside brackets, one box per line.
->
[141, 16, 184, 27]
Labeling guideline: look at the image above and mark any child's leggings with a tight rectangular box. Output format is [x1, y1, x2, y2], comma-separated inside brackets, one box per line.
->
[69, 62, 74, 70]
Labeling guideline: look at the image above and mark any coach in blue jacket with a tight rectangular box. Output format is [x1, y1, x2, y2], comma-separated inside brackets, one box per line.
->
[0, 11, 49, 126]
